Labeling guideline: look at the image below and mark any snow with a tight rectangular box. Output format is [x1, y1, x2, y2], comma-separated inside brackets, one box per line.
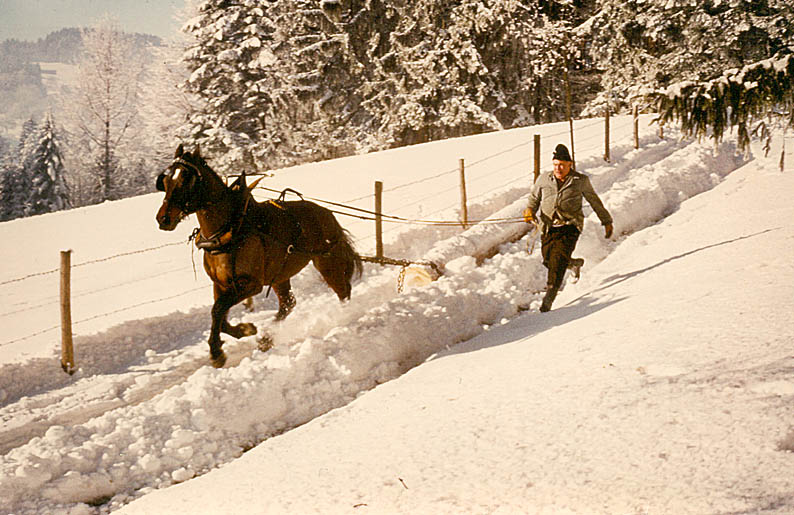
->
[1, 116, 793, 514]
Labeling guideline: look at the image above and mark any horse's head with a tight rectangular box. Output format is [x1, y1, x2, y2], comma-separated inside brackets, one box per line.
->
[155, 144, 209, 231]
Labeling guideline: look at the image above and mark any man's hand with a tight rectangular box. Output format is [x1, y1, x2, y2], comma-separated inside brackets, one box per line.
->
[522, 208, 535, 225]
[604, 224, 613, 239]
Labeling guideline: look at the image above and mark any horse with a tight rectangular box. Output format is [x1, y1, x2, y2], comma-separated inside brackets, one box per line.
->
[155, 144, 362, 367]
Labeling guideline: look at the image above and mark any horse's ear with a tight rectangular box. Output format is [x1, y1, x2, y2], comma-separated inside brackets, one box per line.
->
[195, 145, 201, 159]
[230, 172, 246, 192]
[174, 144, 184, 158]
[247, 176, 263, 194]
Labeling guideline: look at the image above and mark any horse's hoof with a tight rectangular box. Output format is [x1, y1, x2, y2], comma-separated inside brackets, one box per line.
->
[257, 334, 274, 352]
[243, 297, 255, 312]
[211, 351, 227, 368]
[240, 323, 257, 337]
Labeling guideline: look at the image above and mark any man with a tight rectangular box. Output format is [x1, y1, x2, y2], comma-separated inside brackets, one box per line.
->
[524, 144, 613, 312]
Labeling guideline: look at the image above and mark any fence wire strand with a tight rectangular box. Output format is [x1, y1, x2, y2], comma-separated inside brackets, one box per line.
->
[2, 115, 653, 348]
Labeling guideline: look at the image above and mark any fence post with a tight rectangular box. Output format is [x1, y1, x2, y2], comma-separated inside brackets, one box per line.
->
[564, 63, 575, 170]
[533, 134, 540, 183]
[604, 105, 610, 162]
[659, 119, 664, 140]
[60, 249, 75, 375]
[459, 158, 468, 228]
[780, 133, 786, 173]
[633, 104, 639, 149]
[374, 181, 383, 259]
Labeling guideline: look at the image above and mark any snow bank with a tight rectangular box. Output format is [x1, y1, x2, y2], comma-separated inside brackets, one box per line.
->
[0, 130, 750, 513]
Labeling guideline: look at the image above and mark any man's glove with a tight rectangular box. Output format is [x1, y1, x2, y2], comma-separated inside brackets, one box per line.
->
[522, 208, 535, 225]
[604, 223, 614, 239]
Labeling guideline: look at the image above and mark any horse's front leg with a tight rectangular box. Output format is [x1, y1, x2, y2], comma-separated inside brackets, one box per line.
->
[209, 279, 260, 367]
[208, 285, 236, 368]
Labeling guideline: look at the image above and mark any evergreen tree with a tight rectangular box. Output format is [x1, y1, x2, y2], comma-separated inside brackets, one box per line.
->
[25, 113, 70, 215]
[179, 0, 291, 172]
[178, 0, 596, 170]
[0, 121, 36, 220]
[0, 138, 15, 221]
[585, 0, 794, 112]
[648, 52, 794, 153]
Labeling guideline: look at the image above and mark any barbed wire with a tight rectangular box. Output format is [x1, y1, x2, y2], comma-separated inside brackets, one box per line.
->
[2, 116, 655, 347]
[0, 285, 207, 348]
[0, 240, 188, 287]
[0, 265, 196, 319]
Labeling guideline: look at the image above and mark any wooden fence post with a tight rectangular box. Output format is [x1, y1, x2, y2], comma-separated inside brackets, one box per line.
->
[604, 105, 610, 162]
[633, 104, 639, 149]
[659, 119, 665, 140]
[374, 181, 383, 259]
[564, 63, 575, 170]
[60, 249, 75, 375]
[459, 158, 468, 228]
[533, 134, 540, 183]
[780, 133, 786, 173]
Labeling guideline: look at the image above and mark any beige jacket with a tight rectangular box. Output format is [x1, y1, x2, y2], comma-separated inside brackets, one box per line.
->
[527, 170, 612, 234]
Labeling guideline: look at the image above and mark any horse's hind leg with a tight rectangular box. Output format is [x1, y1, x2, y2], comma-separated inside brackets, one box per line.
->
[273, 280, 296, 321]
[313, 255, 352, 301]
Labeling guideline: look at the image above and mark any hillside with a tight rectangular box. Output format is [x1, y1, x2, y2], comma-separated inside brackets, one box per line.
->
[0, 118, 792, 513]
[123, 154, 794, 514]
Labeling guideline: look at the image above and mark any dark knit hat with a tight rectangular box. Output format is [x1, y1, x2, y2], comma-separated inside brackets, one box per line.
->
[553, 144, 572, 162]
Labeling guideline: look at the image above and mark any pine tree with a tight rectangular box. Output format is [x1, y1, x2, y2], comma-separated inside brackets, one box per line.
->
[0, 138, 17, 221]
[0, 120, 36, 220]
[585, 0, 794, 112]
[179, 0, 287, 172]
[25, 113, 70, 215]
[649, 52, 794, 153]
[177, 0, 598, 169]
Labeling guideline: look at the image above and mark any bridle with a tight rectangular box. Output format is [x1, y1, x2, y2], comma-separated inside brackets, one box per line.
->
[157, 157, 207, 214]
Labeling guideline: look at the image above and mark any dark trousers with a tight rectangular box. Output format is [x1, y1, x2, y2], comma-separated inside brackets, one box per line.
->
[541, 225, 580, 290]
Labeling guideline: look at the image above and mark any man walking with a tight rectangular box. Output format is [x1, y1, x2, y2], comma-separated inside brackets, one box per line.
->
[524, 144, 613, 312]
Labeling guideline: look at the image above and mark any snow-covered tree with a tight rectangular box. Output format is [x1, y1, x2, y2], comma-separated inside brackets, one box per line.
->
[649, 52, 794, 153]
[0, 119, 36, 220]
[138, 42, 201, 175]
[177, 0, 597, 170]
[361, 0, 588, 147]
[179, 0, 286, 172]
[24, 113, 70, 215]
[585, 0, 794, 112]
[59, 17, 148, 203]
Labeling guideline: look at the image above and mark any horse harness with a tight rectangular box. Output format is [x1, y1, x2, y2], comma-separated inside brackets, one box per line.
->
[190, 192, 342, 298]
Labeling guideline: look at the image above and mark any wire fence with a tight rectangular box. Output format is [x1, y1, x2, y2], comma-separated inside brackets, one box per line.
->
[0, 114, 649, 349]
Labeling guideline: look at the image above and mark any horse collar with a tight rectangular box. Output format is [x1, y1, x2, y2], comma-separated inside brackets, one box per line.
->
[193, 189, 254, 254]
[193, 226, 235, 253]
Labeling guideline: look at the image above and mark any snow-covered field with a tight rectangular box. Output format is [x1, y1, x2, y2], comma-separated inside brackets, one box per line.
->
[1, 116, 793, 514]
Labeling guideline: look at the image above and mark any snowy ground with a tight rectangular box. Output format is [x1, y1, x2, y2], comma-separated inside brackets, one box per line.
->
[1, 117, 793, 514]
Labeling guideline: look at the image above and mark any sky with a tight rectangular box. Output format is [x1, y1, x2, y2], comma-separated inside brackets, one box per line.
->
[1, 116, 792, 513]
[0, 0, 186, 41]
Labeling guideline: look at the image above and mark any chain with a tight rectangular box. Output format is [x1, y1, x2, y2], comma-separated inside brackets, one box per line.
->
[397, 266, 407, 293]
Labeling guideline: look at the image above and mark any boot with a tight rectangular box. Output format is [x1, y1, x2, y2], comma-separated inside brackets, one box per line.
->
[568, 258, 584, 282]
[540, 285, 558, 312]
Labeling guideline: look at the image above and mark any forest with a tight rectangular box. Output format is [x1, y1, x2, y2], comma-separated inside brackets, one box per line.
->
[0, 0, 792, 221]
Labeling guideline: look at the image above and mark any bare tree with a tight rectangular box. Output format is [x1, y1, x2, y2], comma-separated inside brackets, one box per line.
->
[60, 16, 146, 203]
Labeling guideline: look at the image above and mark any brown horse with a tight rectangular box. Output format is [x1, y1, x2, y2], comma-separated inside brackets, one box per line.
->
[155, 145, 362, 367]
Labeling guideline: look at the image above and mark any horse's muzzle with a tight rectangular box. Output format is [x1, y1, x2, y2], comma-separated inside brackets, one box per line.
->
[156, 203, 182, 231]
